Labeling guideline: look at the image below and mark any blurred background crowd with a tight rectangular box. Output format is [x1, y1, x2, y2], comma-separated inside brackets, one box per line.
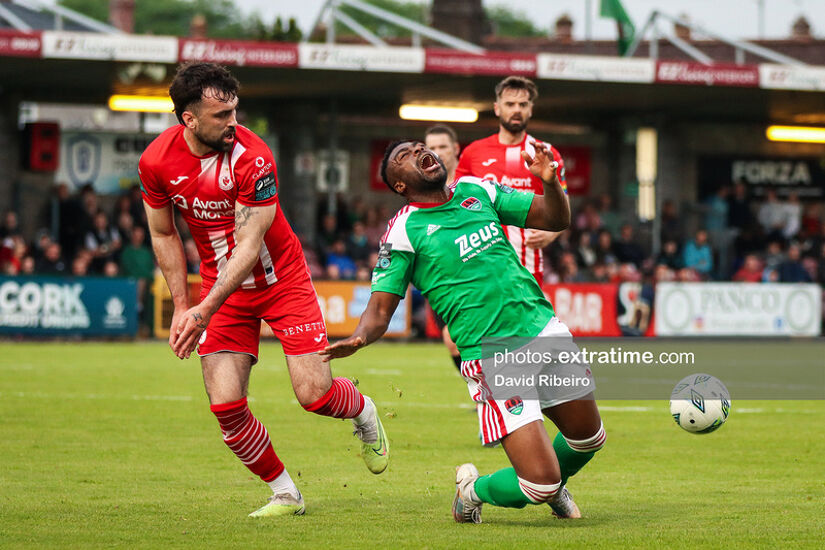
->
[3, 179, 824, 289]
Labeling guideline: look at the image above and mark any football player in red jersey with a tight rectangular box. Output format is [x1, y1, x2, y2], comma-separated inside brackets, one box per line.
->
[139, 63, 388, 518]
[455, 76, 567, 288]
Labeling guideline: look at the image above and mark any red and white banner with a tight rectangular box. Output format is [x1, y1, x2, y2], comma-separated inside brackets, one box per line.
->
[545, 283, 621, 337]
[537, 53, 655, 83]
[179, 39, 298, 67]
[425, 48, 536, 76]
[759, 63, 825, 91]
[0, 30, 41, 57]
[42, 31, 178, 62]
[299, 43, 424, 73]
[656, 61, 759, 87]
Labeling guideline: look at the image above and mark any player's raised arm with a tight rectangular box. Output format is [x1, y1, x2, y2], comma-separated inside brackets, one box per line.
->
[172, 202, 276, 358]
[522, 144, 570, 232]
[320, 291, 401, 362]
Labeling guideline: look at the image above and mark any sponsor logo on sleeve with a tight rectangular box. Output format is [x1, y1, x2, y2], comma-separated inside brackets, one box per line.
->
[377, 243, 392, 269]
[254, 173, 277, 201]
[494, 182, 515, 194]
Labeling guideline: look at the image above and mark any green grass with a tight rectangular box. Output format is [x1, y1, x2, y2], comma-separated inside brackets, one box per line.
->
[0, 341, 823, 548]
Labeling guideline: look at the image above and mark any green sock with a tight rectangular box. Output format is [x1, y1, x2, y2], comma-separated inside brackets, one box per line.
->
[473, 467, 531, 509]
[553, 432, 595, 487]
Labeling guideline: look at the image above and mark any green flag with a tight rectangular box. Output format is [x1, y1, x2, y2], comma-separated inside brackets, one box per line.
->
[600, 0, 636, 55]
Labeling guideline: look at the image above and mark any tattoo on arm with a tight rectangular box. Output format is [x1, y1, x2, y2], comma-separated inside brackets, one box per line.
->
[193, 312, 207, 329]
[235, 206, 256, 230]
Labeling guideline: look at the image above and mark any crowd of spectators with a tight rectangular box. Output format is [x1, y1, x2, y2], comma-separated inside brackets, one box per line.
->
[542, 184, 825, 287]
[3, 181, 825, 293]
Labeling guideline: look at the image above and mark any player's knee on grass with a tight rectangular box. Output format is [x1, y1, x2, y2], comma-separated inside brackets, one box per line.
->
[564, 421, 606, 453]
[518, 477, 561, 504]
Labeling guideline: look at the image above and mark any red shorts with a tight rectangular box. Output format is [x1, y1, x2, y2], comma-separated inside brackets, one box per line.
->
[197, 274, 328, 362]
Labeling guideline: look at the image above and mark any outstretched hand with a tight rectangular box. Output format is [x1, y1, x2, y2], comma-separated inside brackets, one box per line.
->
[521, 142, 558, 184]
[319, 335, 366, 363]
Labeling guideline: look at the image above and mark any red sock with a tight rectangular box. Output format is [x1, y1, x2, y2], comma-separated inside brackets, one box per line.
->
[303, 377, 365, 419]
[210, 397, 284, 483]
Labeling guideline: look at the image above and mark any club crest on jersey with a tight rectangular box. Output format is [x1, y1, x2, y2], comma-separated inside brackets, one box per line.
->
[460, 197, 482, 211]
[505, 396, 523, 415]
[219, 175, 233, 191]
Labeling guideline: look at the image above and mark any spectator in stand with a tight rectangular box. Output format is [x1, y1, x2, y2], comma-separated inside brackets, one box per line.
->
[659, 199, 683, 244]
[316, 213, 339, 262]
[656, 239, 683, 270]
[85, 210, 122, 273]
[757, 189, 787, 241]
[560, 252, 586, 282]
[120, 226, 156, 327]
[800, 202, 822, 239]
[363, 207, 385, 249]
[732, 253, 763, 282]
[36, 241, 67, 274]
[677, 267, 702, 282]
[574, 231, 597, 269]
[727, 180, 752, 233]
[574, 201, 601, 233]
[0, 235, 27, 275]
[782, 192, 802, 241]
[127, 184, 148, 230]
[326, 263, 342, 280]
[778, 243, 811, 282]
[598, 194, 622, 236]
[591, 262, 610, 283]
[103, 260, 120, 277]
[595, 228, 617, 265]
[682, 229, 714, 279]
[763, 240, 785, 271]
[325, 239, 357, 279]
[817, 243, 825, 286]
[355, 265, 371, 282]
[705, 186, 732, 276]
[71, 251, 92, 277]
[20, 255, 35, 275]
[51, 183, 85, 258]
[347, 221, 371, 264]
[613, 224, 645, 267]
[0, 210, 20, 241]
[654, 264, 676, 282]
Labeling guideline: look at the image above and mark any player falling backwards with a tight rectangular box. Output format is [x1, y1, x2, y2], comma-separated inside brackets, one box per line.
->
[455, 76, 566, 288]
[322, 140, 605, 522]
[139, 62, 388, 518]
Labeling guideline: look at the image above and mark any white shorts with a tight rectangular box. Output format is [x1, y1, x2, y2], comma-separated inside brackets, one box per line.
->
[460, 317, 595, 445]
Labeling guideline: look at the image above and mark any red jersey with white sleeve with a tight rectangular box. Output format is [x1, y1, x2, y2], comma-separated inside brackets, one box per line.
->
[138, 124, 306, 292]
[455, 133, 567, 281]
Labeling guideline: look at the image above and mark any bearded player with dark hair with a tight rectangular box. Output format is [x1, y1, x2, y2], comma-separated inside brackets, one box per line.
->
[139, 62, 388, 518]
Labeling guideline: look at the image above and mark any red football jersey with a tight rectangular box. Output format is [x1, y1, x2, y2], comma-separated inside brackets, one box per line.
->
[139, 124, 306, 291]
[455, 133, 567, 278]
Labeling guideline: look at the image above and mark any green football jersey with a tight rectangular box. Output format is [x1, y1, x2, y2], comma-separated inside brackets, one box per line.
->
[371, 176, 556, 360]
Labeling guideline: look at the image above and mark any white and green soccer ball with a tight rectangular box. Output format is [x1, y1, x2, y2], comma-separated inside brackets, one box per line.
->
[670, 374, 731, 434]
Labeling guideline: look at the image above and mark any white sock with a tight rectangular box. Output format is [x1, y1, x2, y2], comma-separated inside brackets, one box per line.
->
[267, 469, 300, 499]
[353, 397, 377, 444]
[353, 396, 375, 427]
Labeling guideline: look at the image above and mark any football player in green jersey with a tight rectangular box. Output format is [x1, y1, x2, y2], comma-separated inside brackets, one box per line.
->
[321, 141, 606, 523]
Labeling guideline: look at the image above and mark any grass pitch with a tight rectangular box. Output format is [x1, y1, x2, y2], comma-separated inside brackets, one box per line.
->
[0, 341, 823, 549]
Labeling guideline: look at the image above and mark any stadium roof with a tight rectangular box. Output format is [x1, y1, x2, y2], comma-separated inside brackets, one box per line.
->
[0, 0, 121, 33]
